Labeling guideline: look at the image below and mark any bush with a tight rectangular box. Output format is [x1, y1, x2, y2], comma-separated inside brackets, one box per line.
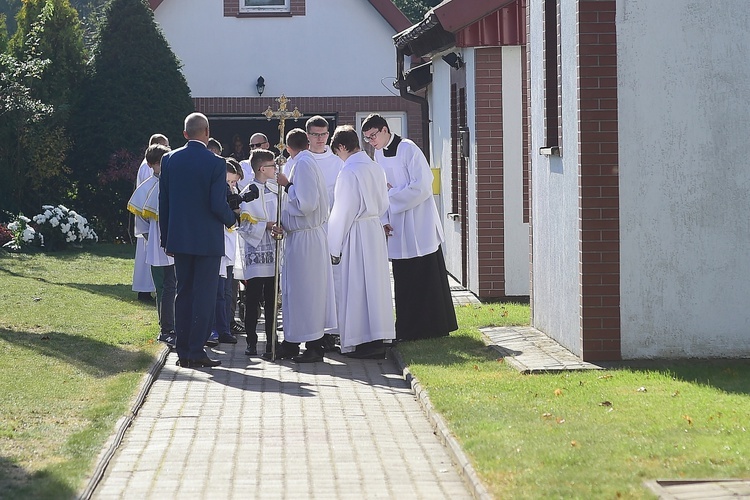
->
[3, 204, 98, 252]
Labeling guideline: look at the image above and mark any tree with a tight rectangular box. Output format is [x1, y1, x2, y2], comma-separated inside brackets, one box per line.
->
[70, 0, 193, 241]
[392, 0, 442, 23]
[0, 1, 81, 219]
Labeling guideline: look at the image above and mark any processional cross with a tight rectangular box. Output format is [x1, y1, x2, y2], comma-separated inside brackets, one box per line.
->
[263, 94, 303, 154]
[262, 93, 302, 362]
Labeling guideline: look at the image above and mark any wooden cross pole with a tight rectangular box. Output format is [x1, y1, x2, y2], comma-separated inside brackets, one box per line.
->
[263, 94, 303, 154]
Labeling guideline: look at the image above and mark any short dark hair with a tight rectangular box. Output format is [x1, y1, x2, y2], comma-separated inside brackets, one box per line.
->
[226, 157, 242, 178]
[286, 128, 309, 151]
[208, 137, 223, 154]
[145, 144, 170, 166]
[305, 115, 328, 131]
[361, 113, 389, 134]
[330, 125, 360, 153]
[249, 149, 275, 173]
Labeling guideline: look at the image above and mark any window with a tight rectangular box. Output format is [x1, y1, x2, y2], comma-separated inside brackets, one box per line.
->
[240, 0, 289, 14]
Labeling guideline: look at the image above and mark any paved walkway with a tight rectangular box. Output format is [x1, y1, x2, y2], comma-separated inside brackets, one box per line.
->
[86, 279, 484, 500]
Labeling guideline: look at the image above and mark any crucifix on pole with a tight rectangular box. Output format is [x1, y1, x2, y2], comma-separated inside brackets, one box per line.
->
[263, 94, 303, 154]
[262, 93, 302, 362]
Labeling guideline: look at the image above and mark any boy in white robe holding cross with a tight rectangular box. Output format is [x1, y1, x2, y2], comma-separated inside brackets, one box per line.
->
[274, 129, 337, 363]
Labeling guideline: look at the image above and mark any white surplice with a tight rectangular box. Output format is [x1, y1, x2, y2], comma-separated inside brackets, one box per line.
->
[280, 150, 337, 343]
[235, 180, 278, 281]
[132, 160, 155, 292]
[374, 136, 444, 259]
[327, 151, 395, 352]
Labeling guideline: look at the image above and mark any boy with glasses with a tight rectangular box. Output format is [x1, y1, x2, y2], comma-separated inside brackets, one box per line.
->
[360, 113, 458, 342]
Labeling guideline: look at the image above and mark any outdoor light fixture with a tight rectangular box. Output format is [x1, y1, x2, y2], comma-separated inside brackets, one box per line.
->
[256, 76, 265, 96]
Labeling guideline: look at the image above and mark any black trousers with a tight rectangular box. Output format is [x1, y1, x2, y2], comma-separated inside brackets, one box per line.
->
[392, 247, 458, 341]
[244, 276, 277, 349]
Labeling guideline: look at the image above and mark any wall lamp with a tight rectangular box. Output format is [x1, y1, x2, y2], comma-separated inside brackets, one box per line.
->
[256, 76, 265, 96]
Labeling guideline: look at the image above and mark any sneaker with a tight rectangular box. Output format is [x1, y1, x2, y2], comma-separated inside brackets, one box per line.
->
[244, 345, 258, 356]
[218, 332, 238, 344]
[230, 322, 246, 334]
[157, 332, 176, 349]
[205, 331, 219, 347]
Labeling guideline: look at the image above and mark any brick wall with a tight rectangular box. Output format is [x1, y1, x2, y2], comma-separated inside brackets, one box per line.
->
[193, 95, 423, 150]
[475, 47, 506, 299]
[577, 0, 620, 361]
[224, 0, 305, 17]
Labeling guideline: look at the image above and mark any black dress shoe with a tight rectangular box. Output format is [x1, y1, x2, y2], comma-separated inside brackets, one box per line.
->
[190, 357, 221, 368]
[218, 333, 238, 344]
[176, 358, 191, 367]
[273, 341, 300, 360]
[321, 333, 338, 352]
[293, 347, 324, 363]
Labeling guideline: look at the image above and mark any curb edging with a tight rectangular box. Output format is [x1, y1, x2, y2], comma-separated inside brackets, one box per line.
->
[391, 348, 493, 500]
[77, 345, 170, 500]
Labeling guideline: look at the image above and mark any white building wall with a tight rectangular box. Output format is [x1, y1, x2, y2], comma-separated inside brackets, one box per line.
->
[529, 0, 581, 354]
[429, 61, 462, 281]
[154, 0, 399, 98]
[617, 0, 750, 358]
[501, 46, 529, 296]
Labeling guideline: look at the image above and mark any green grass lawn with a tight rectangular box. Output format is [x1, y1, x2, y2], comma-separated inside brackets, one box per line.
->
[2, 246, 749, 499]
[398, 304, 750, 498]
[0, 244, 161, 498]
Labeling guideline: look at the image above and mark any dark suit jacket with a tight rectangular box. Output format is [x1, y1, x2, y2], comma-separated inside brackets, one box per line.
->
[159, 140, 236, 256]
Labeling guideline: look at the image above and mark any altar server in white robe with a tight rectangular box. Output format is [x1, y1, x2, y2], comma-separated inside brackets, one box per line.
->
[274, 128, 337, 363]
[127, 144, 175, 347]
[132, 134, 168, 301]
[328, 125, 395, 358]
[362, 113, 458, 341]
[305, 115, 344, 348]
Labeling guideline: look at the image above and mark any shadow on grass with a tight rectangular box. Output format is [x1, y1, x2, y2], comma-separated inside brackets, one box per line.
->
[606, 359, 750, 397]
[0, 456, 76, 500]
[397, 333, 501, 367]
[0, 266, 145, 306]
[0, 327, 153, 378]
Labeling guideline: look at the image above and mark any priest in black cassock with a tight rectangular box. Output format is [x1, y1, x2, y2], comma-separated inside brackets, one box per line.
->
[362, 113, 458, 341]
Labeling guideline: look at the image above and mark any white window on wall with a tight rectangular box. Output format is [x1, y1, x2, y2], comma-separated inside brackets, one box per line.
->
[355, 111, 407, 140]
[240, 0, 289, 13]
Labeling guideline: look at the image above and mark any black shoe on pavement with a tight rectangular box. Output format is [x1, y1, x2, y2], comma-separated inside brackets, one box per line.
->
[244, 346, 257, 356]
[157, 332, 176, 349]
[189, 356, 222, 368]
[293, 347, 324, 363]
[271, 341, 300, 360]
[321, 333, 338, 352]
[218, 333, 238, 344]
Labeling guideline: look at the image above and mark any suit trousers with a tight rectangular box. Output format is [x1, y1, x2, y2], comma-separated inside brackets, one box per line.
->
[173, 253, 221, 360]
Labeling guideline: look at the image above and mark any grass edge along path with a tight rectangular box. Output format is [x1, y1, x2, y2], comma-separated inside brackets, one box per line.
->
[397, 303, 750, 499]
[0, 245, 162, 499]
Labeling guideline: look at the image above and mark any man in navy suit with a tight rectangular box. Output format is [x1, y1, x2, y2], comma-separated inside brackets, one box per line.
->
[159, 113, 238, 367]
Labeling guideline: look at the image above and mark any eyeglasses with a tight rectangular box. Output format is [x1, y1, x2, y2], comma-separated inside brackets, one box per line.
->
[250, 141, 268, 149]
[363, 129, 381, 143]
[308, 132, 329, 138]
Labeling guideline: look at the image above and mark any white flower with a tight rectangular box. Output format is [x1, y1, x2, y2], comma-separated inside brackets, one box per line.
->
[8, 221, 19, 231]
[50, 217, 59, 227]
[19, 215, 31, 223]
[61, 223, 71, 233]
[22, 227, 35, 242]
[44, 209, 52, 218]
[42, 205, 54, 210]
[33, 215, 45, 224]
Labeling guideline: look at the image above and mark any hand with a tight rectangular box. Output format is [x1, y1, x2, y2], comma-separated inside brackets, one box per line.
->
[271, 224, 284, 240]
[276, 172, 290, 187]
[266, 222, 275, 231]
[331, 254, 341, 265]
[383, 224, 393, 237]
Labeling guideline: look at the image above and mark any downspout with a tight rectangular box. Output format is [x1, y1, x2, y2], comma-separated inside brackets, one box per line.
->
[396, 47, 431, 163]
